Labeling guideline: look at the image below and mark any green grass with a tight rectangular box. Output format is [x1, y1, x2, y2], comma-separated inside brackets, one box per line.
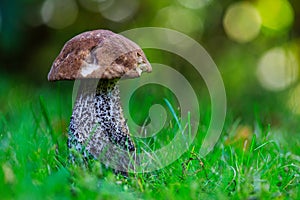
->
[0, 79, 300, 200]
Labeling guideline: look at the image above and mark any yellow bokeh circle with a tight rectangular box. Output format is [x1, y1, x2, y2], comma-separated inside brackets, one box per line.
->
[223, 2, 261, 43]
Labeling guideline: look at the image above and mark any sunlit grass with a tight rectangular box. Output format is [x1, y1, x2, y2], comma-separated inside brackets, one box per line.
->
[0, 79, 299, 199]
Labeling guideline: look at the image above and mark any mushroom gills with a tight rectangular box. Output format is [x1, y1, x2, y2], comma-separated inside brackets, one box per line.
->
[68, 78, 135, 159]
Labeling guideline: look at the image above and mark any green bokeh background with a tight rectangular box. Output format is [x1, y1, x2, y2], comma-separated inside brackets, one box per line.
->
[1, 0, 300, 131]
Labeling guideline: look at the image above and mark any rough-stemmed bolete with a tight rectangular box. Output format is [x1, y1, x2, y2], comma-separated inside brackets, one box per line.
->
[48, 30, 151, 169]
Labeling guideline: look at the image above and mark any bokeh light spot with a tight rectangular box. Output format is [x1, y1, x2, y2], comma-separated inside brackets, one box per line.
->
[177, 0, 212, 9]
[256, 47, 299, 91]
[99, 0, 139, 22]
[255, 0, 294, 33]
[41, 0, 78, 29]
[223, 2, 261, 43]
[287, 84, 300, 115]
[78, 0, 113, 13]
[155, 6, 203, 35]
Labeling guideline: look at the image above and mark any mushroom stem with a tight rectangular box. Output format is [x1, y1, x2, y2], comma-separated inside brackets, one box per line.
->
[68, 78, 135, 160]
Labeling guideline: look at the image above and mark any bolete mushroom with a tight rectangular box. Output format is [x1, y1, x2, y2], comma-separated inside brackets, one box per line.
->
[48, 30, 151, 169]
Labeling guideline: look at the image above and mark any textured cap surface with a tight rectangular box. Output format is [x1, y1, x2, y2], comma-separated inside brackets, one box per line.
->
[48, 30, 152, 81]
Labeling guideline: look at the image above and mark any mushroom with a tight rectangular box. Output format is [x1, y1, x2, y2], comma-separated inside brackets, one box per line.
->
[48, 30, 151, 169]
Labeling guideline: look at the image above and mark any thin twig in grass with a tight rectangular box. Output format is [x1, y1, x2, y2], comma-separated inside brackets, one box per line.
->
[181, 150, 208, 179]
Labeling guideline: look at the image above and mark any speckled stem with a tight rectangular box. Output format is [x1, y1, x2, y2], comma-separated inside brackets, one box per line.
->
[68, 78, 135, 164]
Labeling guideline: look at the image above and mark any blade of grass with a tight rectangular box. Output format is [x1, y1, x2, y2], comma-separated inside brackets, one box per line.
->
[188, 111, 192, 143]
[39, 95, 53, 135]
[39, 95, 56, 146]
[247, 133, 256, 166]
[254, 140, 276, 151]
[56, 81, 63, 133]
[164, 98, 181, 130]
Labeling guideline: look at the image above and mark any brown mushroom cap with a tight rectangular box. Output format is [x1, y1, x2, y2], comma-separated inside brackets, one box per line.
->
[48, 30, 152, 81]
